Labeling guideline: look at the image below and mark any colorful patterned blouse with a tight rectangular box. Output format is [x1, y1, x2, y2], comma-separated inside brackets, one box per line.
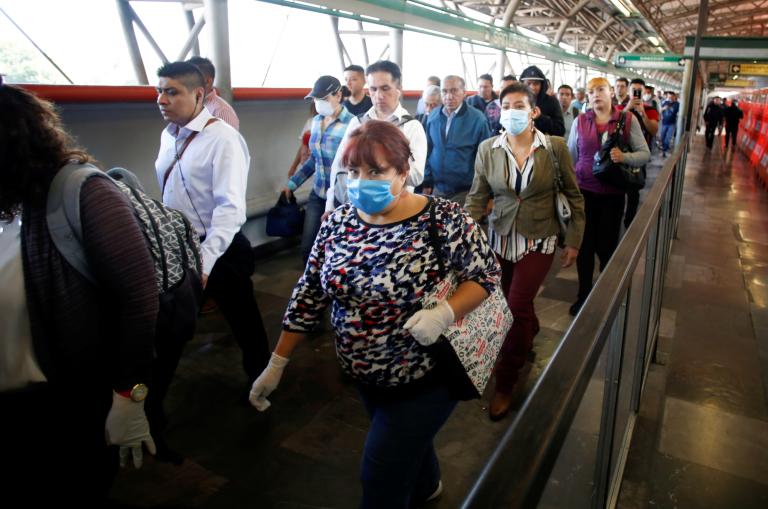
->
[283, 198, 500, 387]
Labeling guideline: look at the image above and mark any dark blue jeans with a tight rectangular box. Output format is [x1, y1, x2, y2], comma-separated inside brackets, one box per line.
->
[661, 123, 676, 152]
[301, 190, 328, 264]
[358, 383, 458, 509]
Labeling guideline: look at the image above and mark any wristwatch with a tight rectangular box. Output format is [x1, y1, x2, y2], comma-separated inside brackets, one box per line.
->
[117, 383, 149, 402]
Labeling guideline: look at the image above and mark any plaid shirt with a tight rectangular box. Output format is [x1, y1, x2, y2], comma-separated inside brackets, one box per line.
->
[288, 107, 354, 199]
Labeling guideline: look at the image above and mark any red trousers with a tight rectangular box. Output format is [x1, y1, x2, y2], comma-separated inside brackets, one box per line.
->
[495, 251, 554, 393]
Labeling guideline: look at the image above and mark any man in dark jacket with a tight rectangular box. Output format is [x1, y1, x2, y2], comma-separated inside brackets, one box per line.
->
[704, 97, 725, 149]
[422, 75, 491, 203]
[519, 65, 565, 136]
[723, 99, 744, 150]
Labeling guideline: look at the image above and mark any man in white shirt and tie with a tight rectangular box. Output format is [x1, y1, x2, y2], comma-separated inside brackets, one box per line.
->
[154, 62, 269, 396]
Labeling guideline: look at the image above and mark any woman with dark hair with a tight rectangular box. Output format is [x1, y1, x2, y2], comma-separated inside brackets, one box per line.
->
[465, 83, 585, 420]
[251, 120, 501, 508]
[282, 75, 354, 264]
[0, 79, 158, 503]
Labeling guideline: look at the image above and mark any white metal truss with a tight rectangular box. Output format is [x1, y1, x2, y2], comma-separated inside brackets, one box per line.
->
[116, 0, 233, 101]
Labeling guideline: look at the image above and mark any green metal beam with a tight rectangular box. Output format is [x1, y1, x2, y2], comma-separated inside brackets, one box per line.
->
[683, 36, 768, 60]
[255, 0, 679, 88]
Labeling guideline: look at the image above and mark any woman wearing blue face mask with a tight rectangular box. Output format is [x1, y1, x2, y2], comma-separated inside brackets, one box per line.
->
[283, 75, 353, 264]
[251, 120, 501, 508]
[465, 83, 585, 421]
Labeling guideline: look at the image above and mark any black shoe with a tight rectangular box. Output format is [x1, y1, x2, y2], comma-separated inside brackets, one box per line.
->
[569, 299, 585, 316]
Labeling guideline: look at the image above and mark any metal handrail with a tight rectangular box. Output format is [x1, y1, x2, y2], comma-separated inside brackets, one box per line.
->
[461, 133, 691, 508]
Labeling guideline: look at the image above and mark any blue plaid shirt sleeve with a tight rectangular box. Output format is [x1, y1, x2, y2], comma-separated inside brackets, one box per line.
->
[287, 109, 353, 198]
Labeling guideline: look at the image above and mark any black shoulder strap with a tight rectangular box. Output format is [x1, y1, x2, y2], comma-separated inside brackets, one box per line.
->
[396, 115, 415, 128]
[544, 135, 563, 193]
[426, 199, 447, 279]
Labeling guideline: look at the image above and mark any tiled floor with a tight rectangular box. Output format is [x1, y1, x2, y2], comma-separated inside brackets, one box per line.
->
[617, 135, 768, 509]
[109, 149, 671, 508]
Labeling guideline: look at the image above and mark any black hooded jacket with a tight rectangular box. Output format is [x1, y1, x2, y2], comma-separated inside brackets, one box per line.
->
[519, 66, 565, 136]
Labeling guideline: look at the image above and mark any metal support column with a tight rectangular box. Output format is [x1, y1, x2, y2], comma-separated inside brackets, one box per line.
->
[551, 61, 557, 89]
[116, 0, 148, 84]
[676, 60, 692, 146]
[184, 9, 201, 57]
[357, 20, 370, 66]
[684, 0, 709, 132]
[497, 50, 507, 84]
[330, 16, 347, 73]
[390, 28, 403, 69]
[204, 0, 233, 103]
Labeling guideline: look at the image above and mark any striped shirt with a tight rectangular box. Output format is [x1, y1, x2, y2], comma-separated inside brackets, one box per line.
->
[488, 130, 558, 262]
[204, 89, 240, 130]
[288, 107, 354, 199]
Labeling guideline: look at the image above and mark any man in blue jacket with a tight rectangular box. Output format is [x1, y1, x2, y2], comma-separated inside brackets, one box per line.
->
[422, 75, 491, 204]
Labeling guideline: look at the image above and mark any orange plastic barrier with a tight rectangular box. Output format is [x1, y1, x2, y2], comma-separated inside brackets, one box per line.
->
[19, 84, 424, 103]
[736, 89, 768, 188]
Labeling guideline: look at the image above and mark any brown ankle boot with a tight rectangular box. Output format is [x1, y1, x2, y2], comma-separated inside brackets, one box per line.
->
[489, 389, 515, 421]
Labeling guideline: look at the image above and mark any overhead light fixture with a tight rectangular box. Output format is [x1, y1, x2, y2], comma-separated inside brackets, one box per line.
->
[609, 0, 632, 17]
[647, 36, 660, 46]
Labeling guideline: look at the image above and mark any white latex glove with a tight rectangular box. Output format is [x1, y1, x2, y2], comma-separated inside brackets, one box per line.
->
[404, 301, 455, 346]
[249, 353, 289, 411]
[105, 391, 156, 469]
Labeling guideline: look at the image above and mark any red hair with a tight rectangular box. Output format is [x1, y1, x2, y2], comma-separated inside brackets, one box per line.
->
[342, 120, 412, 175]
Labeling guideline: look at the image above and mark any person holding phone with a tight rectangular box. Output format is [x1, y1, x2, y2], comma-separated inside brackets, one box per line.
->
[617, 79, 656, 228]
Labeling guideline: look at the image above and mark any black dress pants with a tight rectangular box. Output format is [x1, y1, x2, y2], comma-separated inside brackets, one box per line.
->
[705, 122, 717, 148]
[204, 231, 270, 381]
[1, 382, 117, 505]
[576, 190, 626, 301]
[725, 127, 738, 148]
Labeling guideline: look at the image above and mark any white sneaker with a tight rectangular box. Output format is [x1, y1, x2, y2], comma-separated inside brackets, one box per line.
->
[426, 480, 443, 502]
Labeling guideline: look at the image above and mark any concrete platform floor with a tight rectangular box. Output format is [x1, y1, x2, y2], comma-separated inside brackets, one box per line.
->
[617, 134, 768, 509]
[109, 150, 668, 508]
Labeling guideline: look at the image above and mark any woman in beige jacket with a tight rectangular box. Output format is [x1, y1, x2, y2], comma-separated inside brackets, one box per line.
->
[465, 82, 585, 421]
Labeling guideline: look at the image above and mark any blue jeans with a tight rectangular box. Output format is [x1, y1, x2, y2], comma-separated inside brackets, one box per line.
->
[300, 191, 327, 264]
[661, 123, 676, 152]
[358, 383, 458, 509]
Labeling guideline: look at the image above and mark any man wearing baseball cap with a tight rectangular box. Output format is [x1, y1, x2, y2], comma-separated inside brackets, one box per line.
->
[519, 65, 565, 136]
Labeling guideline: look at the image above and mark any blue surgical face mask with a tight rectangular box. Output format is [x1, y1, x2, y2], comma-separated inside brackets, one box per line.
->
[499, 108, 531, 135]
[348, 177, 401, 215]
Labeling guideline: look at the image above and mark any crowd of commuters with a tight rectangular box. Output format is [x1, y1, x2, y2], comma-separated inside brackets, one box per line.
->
[3, 55, 684, 507]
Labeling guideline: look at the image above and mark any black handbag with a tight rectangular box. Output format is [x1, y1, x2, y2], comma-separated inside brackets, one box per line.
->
[592, 112, 646, 191]
[266, 193, 305, 237]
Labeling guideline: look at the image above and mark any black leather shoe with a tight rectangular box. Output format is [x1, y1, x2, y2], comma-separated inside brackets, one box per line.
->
[569, 299, 585, 316]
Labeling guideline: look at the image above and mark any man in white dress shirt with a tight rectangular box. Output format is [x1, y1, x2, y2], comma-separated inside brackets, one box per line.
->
[154, 62, 269, 394]
[325, 60, 427, 215]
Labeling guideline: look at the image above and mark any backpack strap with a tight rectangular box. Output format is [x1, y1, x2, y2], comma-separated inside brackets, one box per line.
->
[358, 112, 415, 129]
[46, 163, 110, 285]
[425, 199, 447, 280]
[622, 110, 633, 144]
[543, 135, 563, 193]
[396, 114, 416, 128]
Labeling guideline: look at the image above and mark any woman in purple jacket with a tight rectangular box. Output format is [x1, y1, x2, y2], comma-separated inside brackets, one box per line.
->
[566, 77, 650, 315]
